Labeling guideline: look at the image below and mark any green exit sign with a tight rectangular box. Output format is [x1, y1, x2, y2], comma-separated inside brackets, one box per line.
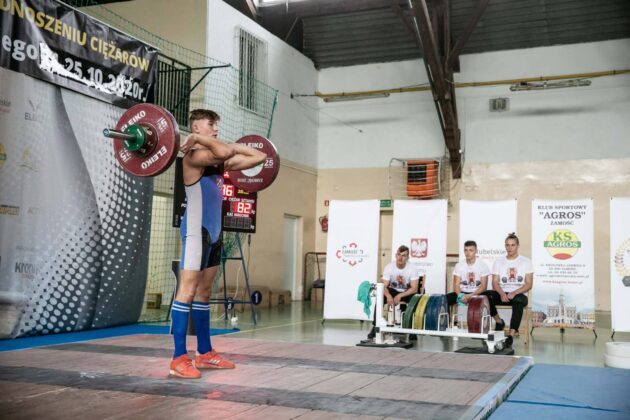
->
[380, 199, 392, 208]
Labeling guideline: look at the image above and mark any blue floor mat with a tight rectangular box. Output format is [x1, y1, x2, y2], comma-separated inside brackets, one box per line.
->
[0, 324, 239, 352]
[491, 363, 630, 419]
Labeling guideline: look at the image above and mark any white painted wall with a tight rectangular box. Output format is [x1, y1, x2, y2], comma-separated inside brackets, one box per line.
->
[317, 61, 444, 169]
[317, 39, 630, 169]
[458, 40, 630, 164]
[206, 0, 319, 168]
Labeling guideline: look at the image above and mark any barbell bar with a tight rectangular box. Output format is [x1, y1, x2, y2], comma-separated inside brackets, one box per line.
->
[103, 103, 280, 192]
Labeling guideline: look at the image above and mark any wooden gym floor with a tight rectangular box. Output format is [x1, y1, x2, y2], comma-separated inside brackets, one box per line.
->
[0, 333, 531, 419]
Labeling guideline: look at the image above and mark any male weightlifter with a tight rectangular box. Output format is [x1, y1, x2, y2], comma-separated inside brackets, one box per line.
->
[446, 240, 491, 307]
[367, 245, 423, 340]
[170, 109, 266, 379]
[483, 233, 534, 348]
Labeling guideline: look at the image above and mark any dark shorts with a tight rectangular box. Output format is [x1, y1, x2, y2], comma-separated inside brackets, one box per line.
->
[180, 230, 223, 271]
[205, 234, 223, 268]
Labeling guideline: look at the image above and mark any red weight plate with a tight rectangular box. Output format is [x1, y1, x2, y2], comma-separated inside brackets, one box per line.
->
[112, 103, 180, 177]
[228, 135, 280, 192]
[467, 295, 491, 333]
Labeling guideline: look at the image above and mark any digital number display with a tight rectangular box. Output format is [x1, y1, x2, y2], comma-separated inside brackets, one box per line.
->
[222, 184, 234, 197]
[222, 178, 257, 233]
[232, 201, 252, 215]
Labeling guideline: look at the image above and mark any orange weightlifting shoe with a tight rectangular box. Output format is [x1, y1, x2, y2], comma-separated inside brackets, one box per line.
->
[169, 354, 201, 379]
[195, 350, 235, 369]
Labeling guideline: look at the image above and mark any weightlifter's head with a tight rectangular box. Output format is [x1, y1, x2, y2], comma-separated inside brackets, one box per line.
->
[395, 245, 410, 268]
[189, 109, 220, 138]
[505, 232, 520, 258]
[463, 240, 477, 262]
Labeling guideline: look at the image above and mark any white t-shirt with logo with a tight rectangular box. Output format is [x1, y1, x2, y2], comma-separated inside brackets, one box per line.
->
[382, 262, 422, 292]
[453, 259, 491, 293]
[492, 255, 534, 293]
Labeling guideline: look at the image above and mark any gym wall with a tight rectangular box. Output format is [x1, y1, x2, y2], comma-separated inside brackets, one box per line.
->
[315, 39, 630, 312]
[93, 0, 320, 300]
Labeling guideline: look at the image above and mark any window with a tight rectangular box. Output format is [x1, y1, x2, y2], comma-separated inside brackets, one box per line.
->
[154, 54, 191, 129]
[236, 28, 267, 113]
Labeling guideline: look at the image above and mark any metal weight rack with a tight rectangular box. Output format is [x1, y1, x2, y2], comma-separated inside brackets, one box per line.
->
[369, 284, 508, 354]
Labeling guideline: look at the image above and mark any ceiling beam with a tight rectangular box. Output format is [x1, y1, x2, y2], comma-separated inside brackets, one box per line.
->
[409, 0, 462, 178]
[391, 0, 418, 44]
[447, 0, 490, 69]
[243, 0, 258, 20]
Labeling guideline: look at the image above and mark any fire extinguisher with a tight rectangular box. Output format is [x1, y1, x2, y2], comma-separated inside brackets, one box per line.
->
[319, 215, 328, 233]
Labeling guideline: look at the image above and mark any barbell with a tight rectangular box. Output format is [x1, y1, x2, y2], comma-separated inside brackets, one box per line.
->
[103, 103, 280, 192]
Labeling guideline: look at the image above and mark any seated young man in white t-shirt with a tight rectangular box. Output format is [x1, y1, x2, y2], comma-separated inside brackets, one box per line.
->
[482, 233, 534, 347]
[367, 245, 423, 339]
[446, 240, 490, 308]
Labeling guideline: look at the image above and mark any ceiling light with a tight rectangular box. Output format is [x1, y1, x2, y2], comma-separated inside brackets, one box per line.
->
[510, 79, 591, 91]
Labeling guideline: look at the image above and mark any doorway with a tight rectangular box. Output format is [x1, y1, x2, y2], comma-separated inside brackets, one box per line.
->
[283, 214, 302, 300]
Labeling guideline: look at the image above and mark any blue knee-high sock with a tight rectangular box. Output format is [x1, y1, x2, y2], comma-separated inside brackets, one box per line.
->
[192, 301, 211, 354]
[171, 300, 191, 358]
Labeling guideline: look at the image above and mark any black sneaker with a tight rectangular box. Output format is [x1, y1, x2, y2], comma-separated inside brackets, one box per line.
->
[367, 327, 376, 340]
[495, 319, 506, 331]
[504, 336, 513, 348]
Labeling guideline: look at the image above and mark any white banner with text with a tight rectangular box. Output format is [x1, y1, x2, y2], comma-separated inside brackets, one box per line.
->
[392, 199, 447, 294]
[459, 200, 517, 270]
[324, 200, 380, 320]
[531, 199, 595, 329]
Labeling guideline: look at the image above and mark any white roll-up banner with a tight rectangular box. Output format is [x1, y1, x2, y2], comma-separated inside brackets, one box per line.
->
[531, 199, 595, 329]
[0, 68, 152, 339]
[611, 197, 630, 332]
[324, 200, 380, 320]
[391, 199, 447, 294]
[459, 200, 517, 270]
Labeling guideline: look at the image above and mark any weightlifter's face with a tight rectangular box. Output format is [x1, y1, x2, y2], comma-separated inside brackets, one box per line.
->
[191, 118, 219, 139]
[505, 239, 519, 259]
[395, 250, 409, 268]
[463, 245, 477, 262]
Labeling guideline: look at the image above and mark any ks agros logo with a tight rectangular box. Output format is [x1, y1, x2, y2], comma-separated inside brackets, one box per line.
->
[544, 229, 581, 260]
[335, 242, 367, 267]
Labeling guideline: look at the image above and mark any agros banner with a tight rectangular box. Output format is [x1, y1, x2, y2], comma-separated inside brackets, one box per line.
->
[531, 199, 595, 329]
[0, 0, 158, 107]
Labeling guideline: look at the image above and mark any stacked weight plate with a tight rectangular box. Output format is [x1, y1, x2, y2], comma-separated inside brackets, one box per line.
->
[402, 294, 422, 329]
[412, 294, 431, 330]
[424, 294, 448, 331]
[467, 296, 491, 334]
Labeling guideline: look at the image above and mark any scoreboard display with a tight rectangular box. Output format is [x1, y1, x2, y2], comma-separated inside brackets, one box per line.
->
[222, 173, 257, 233]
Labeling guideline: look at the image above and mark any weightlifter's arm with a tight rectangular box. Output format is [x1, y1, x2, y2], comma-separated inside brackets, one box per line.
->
[393, 278, 419, 304]
[181, 133, 236, 168]
[224, 143, 267, 171]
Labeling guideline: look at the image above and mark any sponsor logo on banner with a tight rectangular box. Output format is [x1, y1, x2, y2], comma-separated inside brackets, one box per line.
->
[13, 245, 39, 280]
[20, 148, 38, 172]
[25, 99, 41, 121]
[0, 205, 20, 216]
[614, 239, 630, 287]
[477, 248, 505, 257]
[410, 238, 428, 258]
[14, 261, 39, 280]
[544, 229, 581, 260]
[0, 143, 6, 168]
[335, 242, 368, 267]
[0, 98, 10, 114]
